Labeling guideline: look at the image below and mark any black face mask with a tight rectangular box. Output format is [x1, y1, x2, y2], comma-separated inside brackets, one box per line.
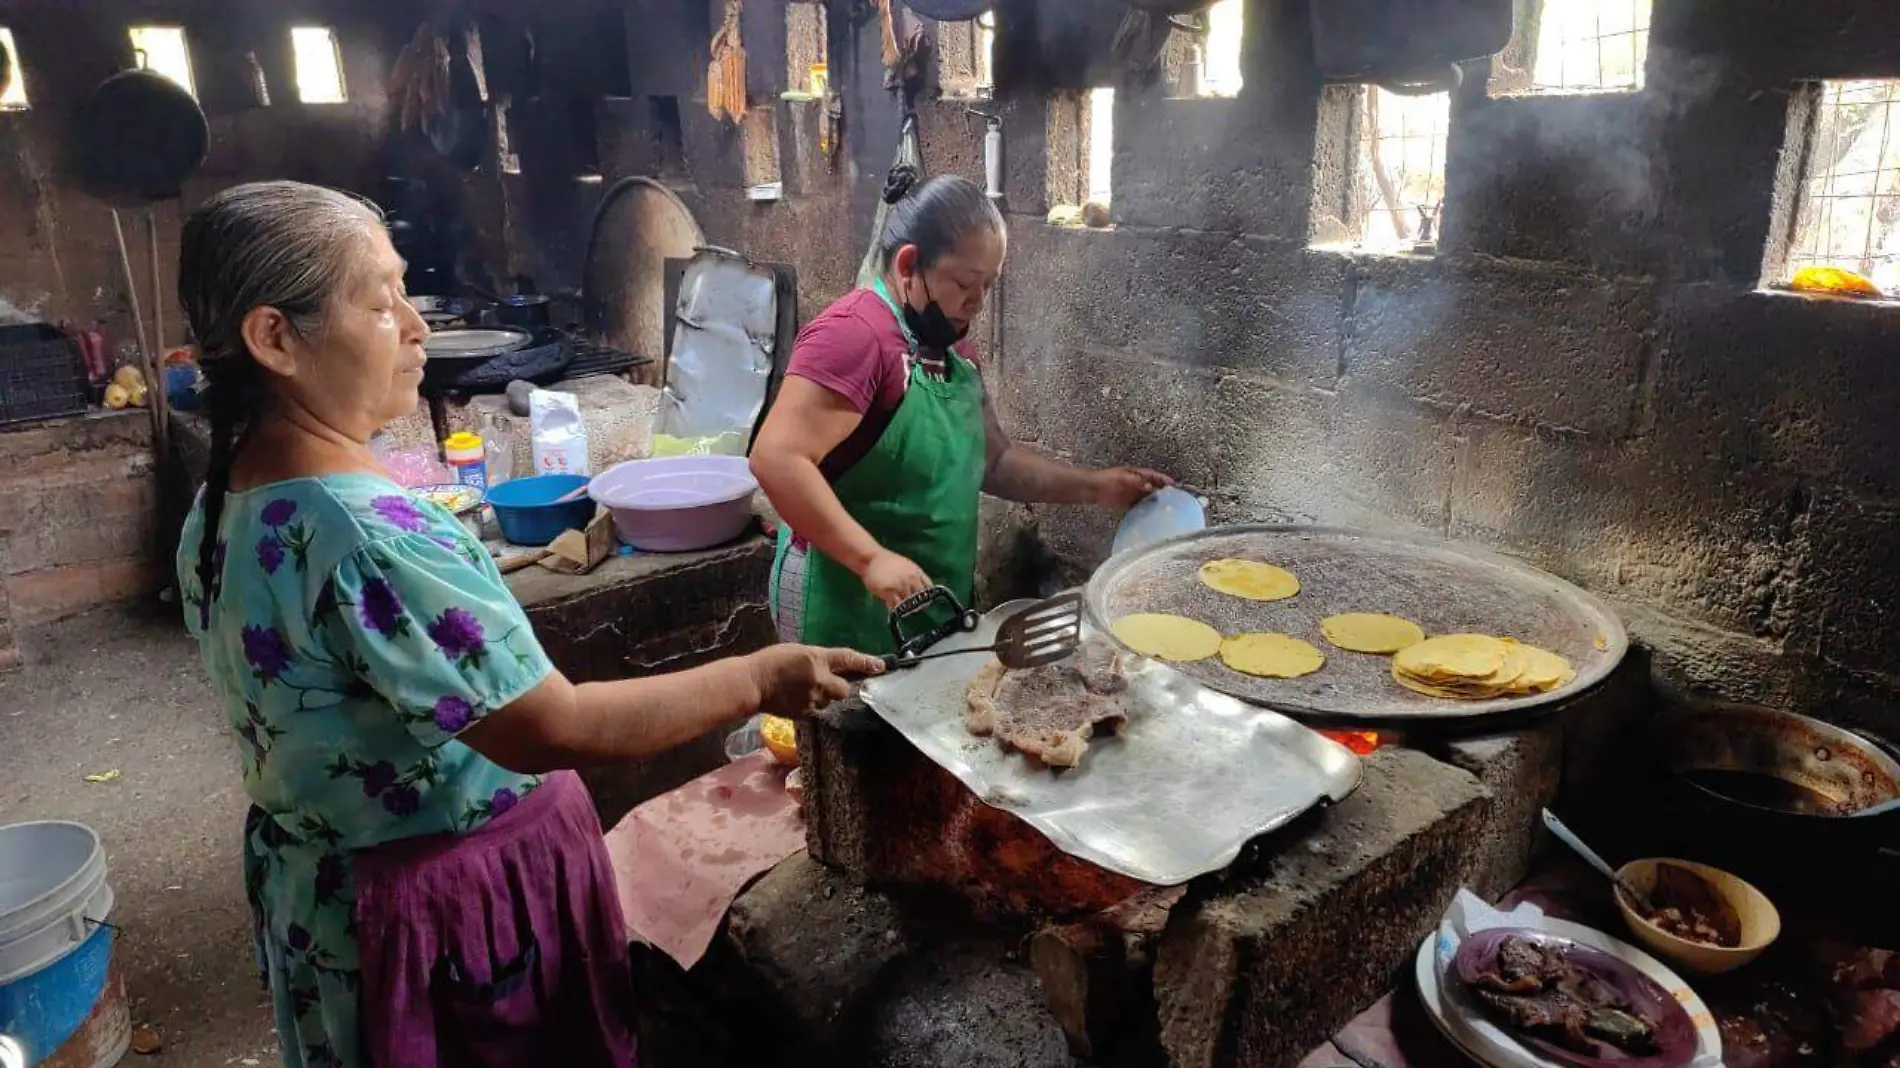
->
[902, 274, 967, 350]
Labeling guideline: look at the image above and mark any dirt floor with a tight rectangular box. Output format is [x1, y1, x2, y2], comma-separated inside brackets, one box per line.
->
[0, 604, 279, 1065]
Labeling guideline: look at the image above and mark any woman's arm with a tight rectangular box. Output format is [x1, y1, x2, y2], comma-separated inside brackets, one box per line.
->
[751, 377, 932, 605]
[751, 377, 885, 574]
[980, 389, 1169, 507]
[461, 644, 881, 774]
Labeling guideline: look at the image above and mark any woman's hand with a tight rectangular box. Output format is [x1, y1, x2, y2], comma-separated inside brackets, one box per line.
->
[862, 550, 932, 608]
[746, 645, 886, 719]
[1090, 466, 1172, 509]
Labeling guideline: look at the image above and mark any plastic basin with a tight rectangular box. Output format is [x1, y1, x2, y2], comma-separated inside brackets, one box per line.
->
[588, 456, 758, 552]
[484, 474, 595, 546]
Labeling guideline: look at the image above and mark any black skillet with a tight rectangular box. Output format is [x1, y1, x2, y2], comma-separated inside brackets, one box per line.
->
[70, 69, 209, 203]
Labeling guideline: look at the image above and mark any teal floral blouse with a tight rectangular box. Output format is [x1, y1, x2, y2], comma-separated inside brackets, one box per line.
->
[177, 473, 553, 1068]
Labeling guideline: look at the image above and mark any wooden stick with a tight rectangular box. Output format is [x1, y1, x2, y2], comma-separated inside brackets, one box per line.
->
[110, 208, 165, 452]
[144, 206, 171, 455]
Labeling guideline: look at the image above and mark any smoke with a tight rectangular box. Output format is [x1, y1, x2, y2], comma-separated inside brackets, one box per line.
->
[0, 292, 47, 325]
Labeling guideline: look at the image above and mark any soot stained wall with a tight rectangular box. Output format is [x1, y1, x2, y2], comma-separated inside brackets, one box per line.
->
[601, 0, 1900, 737]
[985, 0, 1900, 736]
[0, 1, 415, 347]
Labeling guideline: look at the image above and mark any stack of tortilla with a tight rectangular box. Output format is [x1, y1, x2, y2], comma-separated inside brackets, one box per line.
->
[1390, 634, 1574, 700]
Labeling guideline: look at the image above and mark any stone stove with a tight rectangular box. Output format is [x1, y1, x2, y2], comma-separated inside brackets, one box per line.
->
[656, 662, 1649, 1068]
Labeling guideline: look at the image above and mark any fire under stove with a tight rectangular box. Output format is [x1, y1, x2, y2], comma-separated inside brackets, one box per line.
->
[628, 527, 1689, 1068]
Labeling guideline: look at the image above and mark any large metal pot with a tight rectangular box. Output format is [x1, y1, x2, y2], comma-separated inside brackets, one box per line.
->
[1656, 701, 1900, 862]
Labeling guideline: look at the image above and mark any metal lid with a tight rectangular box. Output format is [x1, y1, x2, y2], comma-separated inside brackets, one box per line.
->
[423, 327, 532, 359]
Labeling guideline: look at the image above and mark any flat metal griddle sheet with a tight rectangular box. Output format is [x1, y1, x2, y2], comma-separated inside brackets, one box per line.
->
[860, 601, 1362, 886]
[1085, 525, 1630, 726]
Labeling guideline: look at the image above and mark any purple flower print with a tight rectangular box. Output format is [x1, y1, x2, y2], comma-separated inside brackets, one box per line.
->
[357, 578, 406, 638]
[256, 535, 285, 575]
[360, 760, 399, 798]
[261, 498, 298, 527]
[287, 924, 313, 952]
[371, 494, 428, 533]
[382, 784, 422, 816]
[314, 853, 345, 902]
[432, 696, 474, 734]
[489, 788, 518, 818]
[426, 608, 486, 659]
[241, 625, 293, 683]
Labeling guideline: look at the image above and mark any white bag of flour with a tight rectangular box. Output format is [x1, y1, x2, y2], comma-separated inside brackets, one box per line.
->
[529, 389, 593, 477]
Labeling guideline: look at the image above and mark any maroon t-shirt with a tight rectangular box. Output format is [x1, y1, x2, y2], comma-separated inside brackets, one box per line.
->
[786, 288, 977, 482]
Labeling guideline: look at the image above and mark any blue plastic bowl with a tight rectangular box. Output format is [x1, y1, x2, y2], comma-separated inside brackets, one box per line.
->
[485, 474, 595, 546]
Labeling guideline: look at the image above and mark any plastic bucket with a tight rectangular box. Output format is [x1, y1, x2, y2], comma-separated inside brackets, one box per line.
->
[0, 822, 127, 1067]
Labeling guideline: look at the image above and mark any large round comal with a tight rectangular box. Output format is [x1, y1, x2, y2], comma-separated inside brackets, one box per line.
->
[588, 456, 758, 552]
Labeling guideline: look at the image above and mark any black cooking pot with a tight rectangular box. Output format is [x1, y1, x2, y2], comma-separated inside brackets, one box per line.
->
[1656, 701, 1900, 863]
[491, 294, 550, 329]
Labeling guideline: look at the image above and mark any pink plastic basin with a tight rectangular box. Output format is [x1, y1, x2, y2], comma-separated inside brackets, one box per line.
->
[588, 456, 759, 552]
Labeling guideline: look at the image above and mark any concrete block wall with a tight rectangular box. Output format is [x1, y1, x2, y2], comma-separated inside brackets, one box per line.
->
[0, 413, 163, 655]
[580, 0, 1900, 737]
[969, 0, 1900, 738]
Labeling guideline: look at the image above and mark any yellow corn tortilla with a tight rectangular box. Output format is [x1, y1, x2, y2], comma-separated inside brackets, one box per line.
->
[1197, 558, 1301, 602]
[1319, 612, 1427, 654]
[1111, 613, 1224, 662]
[1393, 634, 1510, 681]
[1219, 633, 1326, 678]
[1393, 636, 1576, 701]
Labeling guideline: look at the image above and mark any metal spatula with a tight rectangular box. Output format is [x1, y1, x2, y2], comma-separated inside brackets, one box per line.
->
[883, 592, 1084, 671]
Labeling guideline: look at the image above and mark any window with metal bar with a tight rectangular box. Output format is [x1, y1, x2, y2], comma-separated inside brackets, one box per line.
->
[1353, 87, 1450, 251]
[1784, 80, 1900, 293]
[1528, 0, 1650, 94]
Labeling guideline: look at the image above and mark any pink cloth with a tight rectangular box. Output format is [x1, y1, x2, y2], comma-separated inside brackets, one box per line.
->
[787, 288, 979, 482]
[605, 754, 807, 969]
[352, 771, 637, 1068]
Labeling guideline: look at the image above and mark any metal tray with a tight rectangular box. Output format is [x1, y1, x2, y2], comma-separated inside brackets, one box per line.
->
[859, 600, 1363, 886]
[1084, 525, 1630, 727]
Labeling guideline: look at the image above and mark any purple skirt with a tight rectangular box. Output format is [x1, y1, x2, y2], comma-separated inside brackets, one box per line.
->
[352, 771, 638, 1068]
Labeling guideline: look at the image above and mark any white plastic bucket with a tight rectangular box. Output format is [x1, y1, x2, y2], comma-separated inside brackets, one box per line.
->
[0, 822, 126, 1067]
[0, 823, 112, 986]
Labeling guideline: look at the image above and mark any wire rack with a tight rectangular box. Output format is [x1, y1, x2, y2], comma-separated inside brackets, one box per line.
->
[1358, 87, 1450, 249]
[1530, 0, 1651, 93]
[1786, 80, 1900, 292]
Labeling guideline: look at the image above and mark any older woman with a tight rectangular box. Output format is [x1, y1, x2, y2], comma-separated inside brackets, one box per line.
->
[753, 175, 1168, 653]
[175, 181, 880, 1068]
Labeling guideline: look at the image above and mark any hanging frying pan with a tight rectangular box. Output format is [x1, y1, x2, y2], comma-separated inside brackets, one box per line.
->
[1126, 0, 1217, 12]
[904, 0, 993, 19]
[70, 69, 209, 204]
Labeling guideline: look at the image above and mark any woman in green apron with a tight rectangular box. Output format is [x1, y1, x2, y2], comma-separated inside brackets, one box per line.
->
[752, 175, 1169, 654]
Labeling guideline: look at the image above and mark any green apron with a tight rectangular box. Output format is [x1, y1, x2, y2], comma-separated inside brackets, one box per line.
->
[771, 279, 987, 654]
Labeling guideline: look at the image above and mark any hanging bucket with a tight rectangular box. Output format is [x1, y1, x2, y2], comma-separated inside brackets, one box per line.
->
[0, 822, 128, 1068]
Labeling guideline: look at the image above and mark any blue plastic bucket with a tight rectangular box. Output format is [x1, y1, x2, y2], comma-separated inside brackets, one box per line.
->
[485, 474, 595, 546]
[0, 822, 127, 1067]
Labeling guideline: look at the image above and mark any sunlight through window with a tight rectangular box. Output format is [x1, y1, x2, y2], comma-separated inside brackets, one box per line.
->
[0, 28, 27, 110]
[291, 27, 347, 104]
[128, 26, 195, 98]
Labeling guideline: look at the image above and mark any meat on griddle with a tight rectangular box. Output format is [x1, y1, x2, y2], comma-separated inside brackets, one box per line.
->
[1469, 934, 1659, 1055]
[964, 637, 1133, 768]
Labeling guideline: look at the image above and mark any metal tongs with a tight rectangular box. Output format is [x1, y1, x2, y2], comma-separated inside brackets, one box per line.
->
[883, 586, 1083, 671]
